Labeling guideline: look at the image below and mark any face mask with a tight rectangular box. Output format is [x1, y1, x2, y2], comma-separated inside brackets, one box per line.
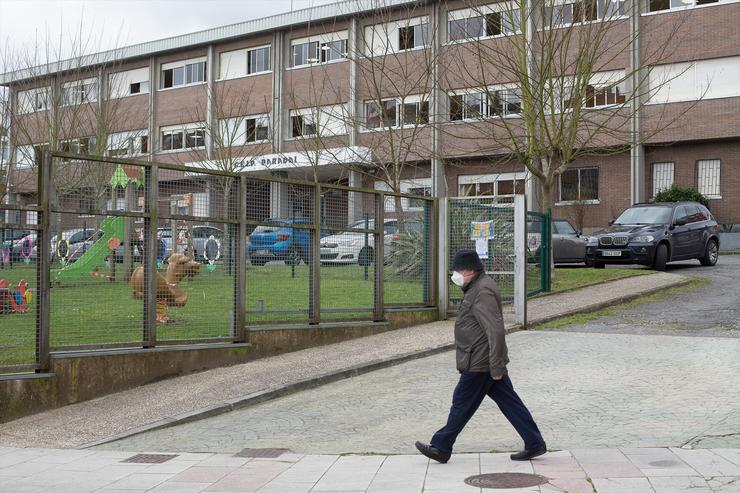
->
[451, 271, 465, 287]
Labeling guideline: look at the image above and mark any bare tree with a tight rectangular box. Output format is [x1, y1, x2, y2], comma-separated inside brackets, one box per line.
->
[440, 0, 693, 211]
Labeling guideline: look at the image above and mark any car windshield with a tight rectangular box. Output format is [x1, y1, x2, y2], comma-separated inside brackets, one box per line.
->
[554, 221, 577, 235]
[614, 206, 672, 225]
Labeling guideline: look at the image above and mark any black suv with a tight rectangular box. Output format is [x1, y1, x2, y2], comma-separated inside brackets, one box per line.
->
[586, 202, 720, 270]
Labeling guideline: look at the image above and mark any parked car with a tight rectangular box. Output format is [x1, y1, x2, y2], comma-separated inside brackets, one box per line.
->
[585, 201, 720, 270]
[48, 228, 104, 263]
[159, 225, 225, 263]
[319, 218, 424, 266]
[248, 218, 322, 266]
[1, 229, 38, 262]
[527, 219, 587, 264]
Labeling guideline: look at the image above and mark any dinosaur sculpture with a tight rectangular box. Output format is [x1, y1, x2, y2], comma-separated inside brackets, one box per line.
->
[130, 253, 200, 323]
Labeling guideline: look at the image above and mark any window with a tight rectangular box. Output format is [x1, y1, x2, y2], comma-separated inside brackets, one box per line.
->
[60, 137, 94, 155]
[161, 59, 206, 89]
[160, 124, 206, 151]
[559, 168, 599, 202]
[407, 186, 432, 209]
[458, 173, 526, 196]
[450, 88, 521, 120]
[652, 162, 674, 196]
[649, 56, 740, 104]
[364, 97, 428, 130]
[585, 84, 626, 107]
[18, 87, 50, 114]
[62, 78, 98, 106]
[219, 115, 270, 145]
[697, 159, 721, 198]
[291, 36, 347, 67]
[245, 116, 270, 142]
[289, 105, 347, 138]
[546, 0, 624, 26]
[291, 113, 317, 138]
[398, 23, 427, 50]
[109, 134, 149, 157]
[649, 0, 723, 12]
[248, 46, 271, 74]
[109, 67, 150, 98]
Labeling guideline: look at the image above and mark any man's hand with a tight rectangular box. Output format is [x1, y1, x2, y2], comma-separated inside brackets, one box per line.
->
[492, 375, 503, 381]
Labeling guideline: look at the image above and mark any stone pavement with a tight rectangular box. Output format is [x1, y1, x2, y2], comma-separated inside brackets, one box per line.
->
[0, 272, 688, 449]
[2, 446, 740, 492]
[97, 330, 740, 455]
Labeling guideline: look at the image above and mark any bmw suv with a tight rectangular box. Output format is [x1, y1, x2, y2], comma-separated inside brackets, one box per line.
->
[586, 202, 720, 270]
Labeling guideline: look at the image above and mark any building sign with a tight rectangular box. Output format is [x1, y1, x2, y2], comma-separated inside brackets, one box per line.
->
[187, 146, 372, 174]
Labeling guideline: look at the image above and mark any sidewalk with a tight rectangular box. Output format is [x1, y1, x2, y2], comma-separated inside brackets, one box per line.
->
[0, 272, 689, 450]
[2, 446, 738, 492]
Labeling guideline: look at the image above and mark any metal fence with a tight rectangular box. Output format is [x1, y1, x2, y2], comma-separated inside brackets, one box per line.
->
[0, 152, 437, 374]
[526, 209, 553, 296]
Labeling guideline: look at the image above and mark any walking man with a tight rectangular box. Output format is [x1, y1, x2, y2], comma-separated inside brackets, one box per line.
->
[415, 249, 546, 464]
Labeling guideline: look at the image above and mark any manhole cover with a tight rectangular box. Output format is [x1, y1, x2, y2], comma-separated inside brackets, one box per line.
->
[464, 473, 549, 489]
[649, 460, 680, 467]
[122, 453, 178, 464]
[234, 448, 289, 458]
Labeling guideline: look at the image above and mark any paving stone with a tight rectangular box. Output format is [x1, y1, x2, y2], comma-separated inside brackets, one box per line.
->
[311, 455, 385, 491]
[648, 476, 713, 493]
[102, 472, 174, 490]
[170, 466, 237, 483]
[670, 448, 740, 476]
[591, 477, 656, 493]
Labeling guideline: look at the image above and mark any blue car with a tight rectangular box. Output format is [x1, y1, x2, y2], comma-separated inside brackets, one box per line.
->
[248, 218, 322, 266]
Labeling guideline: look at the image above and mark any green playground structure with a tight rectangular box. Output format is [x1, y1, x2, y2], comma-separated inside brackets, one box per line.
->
[53, 216, 126, 284]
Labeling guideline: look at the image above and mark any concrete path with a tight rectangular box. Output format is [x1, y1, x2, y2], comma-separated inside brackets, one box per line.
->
[2, 446, 740, 492]
[0, 272, 688, 449]
[97, 330, 740, 455]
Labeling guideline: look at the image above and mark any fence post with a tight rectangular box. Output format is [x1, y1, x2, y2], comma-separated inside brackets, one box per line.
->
[437, 197, 448, 319]
[236, 175, 247, 342]
[514, 194, 527, 327]
[143, 164, 158, 348]
[373, 193, 385, 322]
[309, 184, 321, 324]
[545, 208, 552, 292]
[37, 151, 52, 370]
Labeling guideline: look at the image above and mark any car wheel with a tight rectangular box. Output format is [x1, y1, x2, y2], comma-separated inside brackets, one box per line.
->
[358, 246, 375, 267]
[585, 257, 594, 267]
[652, 243, 668, 271]
[699, 239, 719, 267]
[593, 261, 605, 269]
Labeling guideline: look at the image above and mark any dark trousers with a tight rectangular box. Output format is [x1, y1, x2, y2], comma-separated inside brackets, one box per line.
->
[430, 371, 544, 454]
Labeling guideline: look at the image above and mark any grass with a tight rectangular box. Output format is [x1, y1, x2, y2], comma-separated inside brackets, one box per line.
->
[0, 262, 426, 366]
[534, 276, 708, 330]
[550, 266, 653, 293]
[0, 261, 659, 367]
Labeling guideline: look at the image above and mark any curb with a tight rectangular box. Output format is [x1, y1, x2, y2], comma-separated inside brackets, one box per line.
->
[81, 274, 693, 449]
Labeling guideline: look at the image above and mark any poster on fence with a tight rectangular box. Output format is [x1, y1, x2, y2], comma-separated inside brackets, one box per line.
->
[470, 221, 494, 260]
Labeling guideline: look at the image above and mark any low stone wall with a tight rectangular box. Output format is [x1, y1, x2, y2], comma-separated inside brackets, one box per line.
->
[0, 308, 438, 423]
[719, 233, 740, 252]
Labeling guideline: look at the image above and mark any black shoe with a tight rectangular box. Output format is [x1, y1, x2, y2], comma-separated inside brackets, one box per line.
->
[415, 441, 451, 464]
[510, 443, 547, 461]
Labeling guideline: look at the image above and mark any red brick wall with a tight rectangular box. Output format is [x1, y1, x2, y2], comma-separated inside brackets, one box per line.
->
[645, 139, 740, 225]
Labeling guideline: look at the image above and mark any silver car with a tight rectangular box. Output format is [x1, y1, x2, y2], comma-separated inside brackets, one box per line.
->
[528, 219, 587, 264]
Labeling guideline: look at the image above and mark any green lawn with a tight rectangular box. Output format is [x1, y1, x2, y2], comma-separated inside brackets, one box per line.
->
[0, 262, 426, 366]
[551, 266, 651, 293]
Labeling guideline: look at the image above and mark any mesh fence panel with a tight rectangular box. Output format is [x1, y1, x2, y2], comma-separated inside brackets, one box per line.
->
[448, 196, 516, 318]
[384, 198, 434, 306]
[319, 188, 377, 322]
[0, 215, 40, 370]
[1, 154, 441, 371]
[526, 212, 546, 296]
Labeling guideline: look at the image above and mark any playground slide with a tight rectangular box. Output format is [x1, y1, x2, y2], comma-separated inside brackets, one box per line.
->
[54, 216, 125, 284]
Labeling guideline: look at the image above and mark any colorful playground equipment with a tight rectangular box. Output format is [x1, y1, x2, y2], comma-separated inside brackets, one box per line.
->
[0, 279, 32, 314]
[130, 253, 200, 323]
[53, 216, 125, 284]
